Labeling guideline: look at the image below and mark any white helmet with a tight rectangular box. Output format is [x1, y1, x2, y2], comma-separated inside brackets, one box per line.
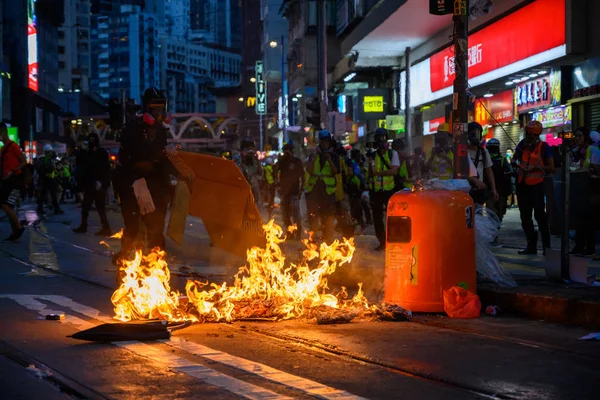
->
[43, 144, 53, 152]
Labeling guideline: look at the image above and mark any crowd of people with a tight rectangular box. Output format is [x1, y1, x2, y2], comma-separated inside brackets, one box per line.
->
[236, 120, 600, 256]
[2, 88, 600, 262]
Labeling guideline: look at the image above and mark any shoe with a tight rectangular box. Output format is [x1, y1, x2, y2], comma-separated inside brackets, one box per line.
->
[72, 226, 87, 234]
[569, 247, 585, 255]
[374, 244, 386, 251]
[95, 227, 112, 237]
[3, 227, 25, 242]
[518, 248, 537, 255]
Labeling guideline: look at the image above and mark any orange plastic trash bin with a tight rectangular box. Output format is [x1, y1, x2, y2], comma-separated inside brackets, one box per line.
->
[383, 189, 476, 312]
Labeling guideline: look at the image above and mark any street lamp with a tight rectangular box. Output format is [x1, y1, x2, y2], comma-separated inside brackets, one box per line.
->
[269, 40, 278, 48]
[250, 77, 256, 83]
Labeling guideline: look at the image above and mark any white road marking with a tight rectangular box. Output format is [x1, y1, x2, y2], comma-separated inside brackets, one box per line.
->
[0, 295, 293, 399]
[115, 341, 291, 400]
[162, 337, 368, 400]
[0, 294, 96, 330]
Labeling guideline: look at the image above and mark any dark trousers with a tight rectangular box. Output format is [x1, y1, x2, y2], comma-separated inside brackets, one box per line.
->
[281, 192, 301, 233]
[370, 189, 395, 245]
[38, 178, 60, 212]
[306, 191, 336, 243]
[517, 182, 550, 247]
[119, 182, 169, 255]
[80, 186, 109, 229]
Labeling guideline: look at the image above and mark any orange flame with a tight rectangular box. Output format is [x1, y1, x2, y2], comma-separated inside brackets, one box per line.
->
[99, 241, 111, 249]
[111, 220, 373, 322]
[110, 229, 124, 239]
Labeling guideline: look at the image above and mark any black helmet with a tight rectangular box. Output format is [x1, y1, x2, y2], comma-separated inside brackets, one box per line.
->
[240, 137, 256, 151]
[392, 138, 405, 151]
[142, 87, 167, 112]
[374, 127, 388, 142]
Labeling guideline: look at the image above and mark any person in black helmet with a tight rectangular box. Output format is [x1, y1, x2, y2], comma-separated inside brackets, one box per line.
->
[73, 132, 112, 236]
[273, 141, 304, 238]
[113, 87, 178, 265]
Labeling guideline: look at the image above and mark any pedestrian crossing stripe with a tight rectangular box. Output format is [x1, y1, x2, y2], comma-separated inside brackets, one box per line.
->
[0, 294, 367, 400]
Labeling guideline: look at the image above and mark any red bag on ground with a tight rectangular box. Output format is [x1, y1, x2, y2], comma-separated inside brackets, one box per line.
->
[443, 286, 481, 319]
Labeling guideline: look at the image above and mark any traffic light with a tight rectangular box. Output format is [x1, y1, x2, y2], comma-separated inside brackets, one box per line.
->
[306, 98, 321, 129]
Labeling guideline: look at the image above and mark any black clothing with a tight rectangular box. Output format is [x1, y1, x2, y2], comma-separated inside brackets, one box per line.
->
[370, 189, 395, 246]
[276, 155, 304, 196]
[116, 118, 175, 255]
[81, 147, 111, 188]
[517, 182, 550, 250]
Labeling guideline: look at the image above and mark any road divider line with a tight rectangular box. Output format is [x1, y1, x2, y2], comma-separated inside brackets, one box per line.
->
[115, 341, 292, 400]
[162, 337, 368, 400]
[0, 295, 294, 399]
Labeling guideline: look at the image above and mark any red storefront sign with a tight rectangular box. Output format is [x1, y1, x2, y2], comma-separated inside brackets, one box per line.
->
[425, 116, 446, 135]
[430, 0, 566, 93]
[474, 90, 514, 126]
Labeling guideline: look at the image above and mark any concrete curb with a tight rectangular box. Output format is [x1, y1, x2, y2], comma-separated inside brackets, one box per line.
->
[478, 288, 600, 329]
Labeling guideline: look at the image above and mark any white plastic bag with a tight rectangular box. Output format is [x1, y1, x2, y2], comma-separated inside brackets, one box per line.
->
[475, 206, 517, 287]
[422, 179, 472, 193]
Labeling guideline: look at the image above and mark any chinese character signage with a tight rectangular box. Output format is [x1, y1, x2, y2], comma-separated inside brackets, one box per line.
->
[515, 70, 561, 113]
[531, 106, 571, 128]
[429, 0, 565, 92]
[255, 61, 267, 115]
[357, 89, 390, 121]
[474, 89, 514, 126]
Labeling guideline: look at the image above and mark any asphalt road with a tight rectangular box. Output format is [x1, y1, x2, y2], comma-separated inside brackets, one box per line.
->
[0, 204, 598, 399]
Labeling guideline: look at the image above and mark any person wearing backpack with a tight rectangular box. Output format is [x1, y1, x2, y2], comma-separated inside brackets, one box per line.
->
[467, 122, 498, 206]
[367, 128, 400, 251]
[485, 138, 512, 222]
[0, 123, 26, 241]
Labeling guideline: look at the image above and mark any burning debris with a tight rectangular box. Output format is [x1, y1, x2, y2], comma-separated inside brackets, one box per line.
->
[110, 220, 410, 324]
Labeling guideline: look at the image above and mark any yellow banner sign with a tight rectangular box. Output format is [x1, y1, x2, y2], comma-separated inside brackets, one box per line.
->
[363, 96, 384, 113]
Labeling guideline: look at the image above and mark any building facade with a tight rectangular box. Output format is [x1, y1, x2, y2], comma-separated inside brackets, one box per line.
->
[90, 5, 161, 103]
[58, 0, 91, 93]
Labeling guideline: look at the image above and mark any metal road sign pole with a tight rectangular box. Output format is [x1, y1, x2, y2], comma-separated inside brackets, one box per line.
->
[317, 0, 328, 130]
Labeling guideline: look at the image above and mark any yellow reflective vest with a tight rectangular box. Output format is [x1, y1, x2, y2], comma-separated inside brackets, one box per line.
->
[305, 154, 337, 195]
[264, 165, 274, 185]
[373, 151, 395, 192]
[427, 149, 454, 180]
[399, 160, 412, 188]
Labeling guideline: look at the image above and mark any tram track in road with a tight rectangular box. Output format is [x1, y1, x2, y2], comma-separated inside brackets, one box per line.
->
[3, 220, 595, 399]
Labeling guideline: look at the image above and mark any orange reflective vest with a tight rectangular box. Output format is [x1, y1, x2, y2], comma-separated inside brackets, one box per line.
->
[518, 141, 545, 185]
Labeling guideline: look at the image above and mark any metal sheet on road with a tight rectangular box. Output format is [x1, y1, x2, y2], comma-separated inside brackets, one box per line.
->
[163, 337, 367, 400]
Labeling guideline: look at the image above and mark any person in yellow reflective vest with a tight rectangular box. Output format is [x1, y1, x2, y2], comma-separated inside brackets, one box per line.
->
[425, 122, 454, 180]
[305, 130, 339, 243]
[391, 138, 413, 189]
[263, 157, 276, 218]
[348, 148, 371, 230]
[367, 128, 400, 251]
[36, 144, 63, 215]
